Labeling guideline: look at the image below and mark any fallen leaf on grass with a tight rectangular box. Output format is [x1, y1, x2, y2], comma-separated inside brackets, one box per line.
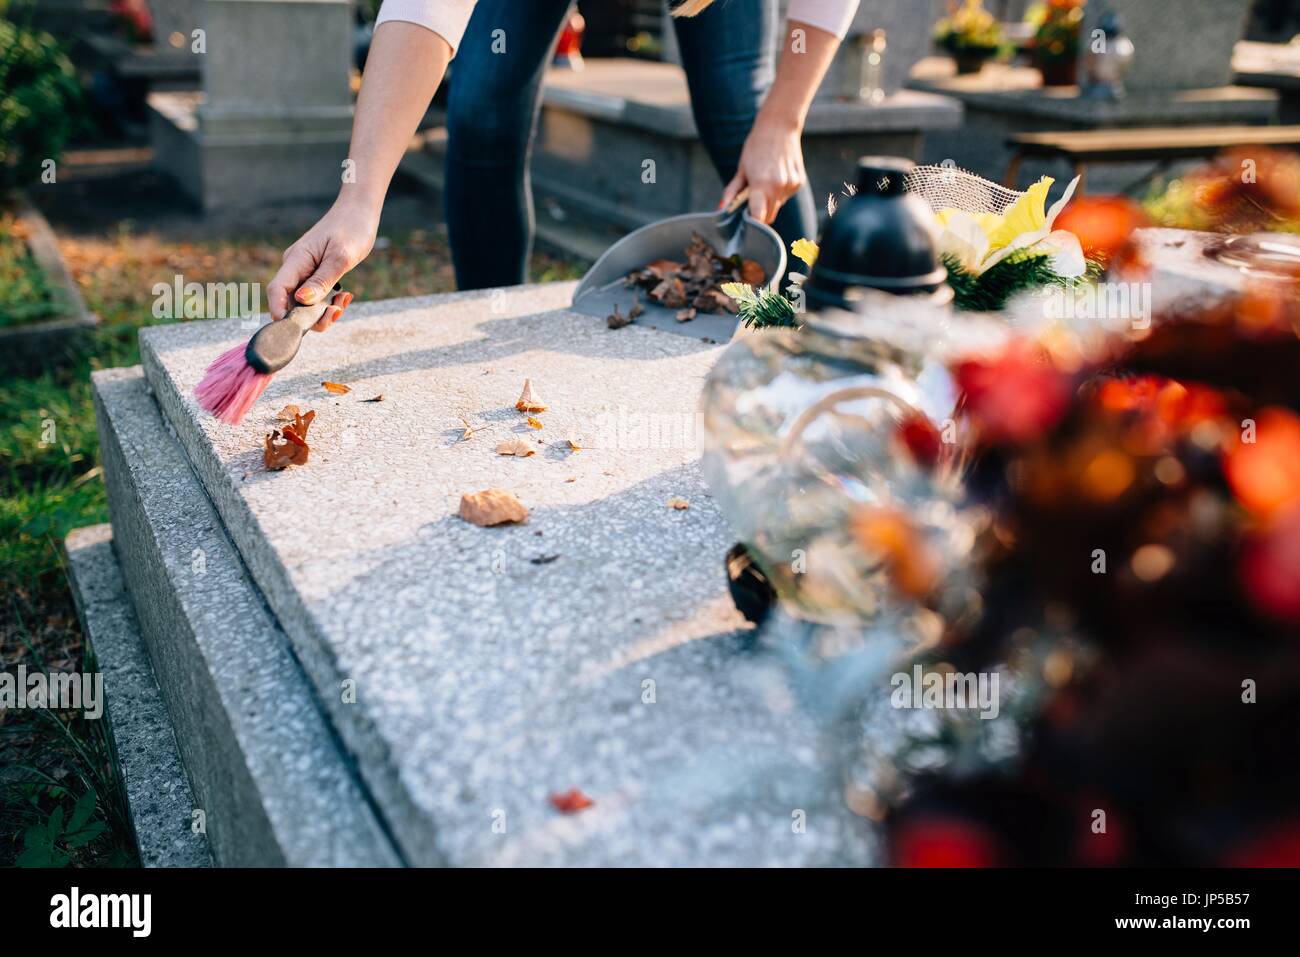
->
[496, 439, 536, 457]
[667, 496, 691, 510]
[275, 404, 300, 421]
[515, 378, 548, 413]
[263, 410, 316, 471]
[322, 381, 351, 395]
[526, 416, 544, 430]
[459, 488, 529, 526]
[550, 789, 594, 813]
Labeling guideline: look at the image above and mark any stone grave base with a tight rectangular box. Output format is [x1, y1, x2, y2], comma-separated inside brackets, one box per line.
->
[81, 282, 878, 866]
[65, 525, 211, 868]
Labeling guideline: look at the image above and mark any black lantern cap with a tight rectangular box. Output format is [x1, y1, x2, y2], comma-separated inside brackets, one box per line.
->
[804, 157, 949, 310]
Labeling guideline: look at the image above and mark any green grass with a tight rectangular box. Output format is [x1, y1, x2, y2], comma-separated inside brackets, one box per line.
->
[0, 215, 581, 866]
[0, 210, 58, 328]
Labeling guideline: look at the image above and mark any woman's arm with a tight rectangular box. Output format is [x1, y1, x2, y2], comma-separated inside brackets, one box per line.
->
[721, 0, 859, 223]
[267, 21, 451, 323]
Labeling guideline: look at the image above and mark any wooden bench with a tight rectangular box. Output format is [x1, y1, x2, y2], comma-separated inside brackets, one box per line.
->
[1004, 125, 1300, 190]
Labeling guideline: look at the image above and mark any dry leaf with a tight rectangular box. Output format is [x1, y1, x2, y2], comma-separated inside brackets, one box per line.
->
[549, 789, 594, 813]
[526, 416, 544, 430]
[607, 305, 632, 330]
[740, 259, 766, 286]
[564, 476, 577, 483]
[459, 488, 529, 526]
[530, 554, 561, 565]
[667, 496, 691, 510]
[626, 233, 752, 316]
[515, 378, 548, 413]
[565, 438, 582, 452]
[322, 381, 350, 395]
[628, 298, 645, 319]
[263, 410, 316, 471]
[361, 394, 384, 403]
[275, 404, 300, 421]
[496, 439, 536, 457]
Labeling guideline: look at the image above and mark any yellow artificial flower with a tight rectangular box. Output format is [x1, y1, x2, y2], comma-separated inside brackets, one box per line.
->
[791, 238, 819, 268]
[933, 174, 1085, 278]
[986, 176, 1054, 251]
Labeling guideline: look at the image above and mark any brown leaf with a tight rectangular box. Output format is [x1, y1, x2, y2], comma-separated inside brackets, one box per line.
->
[628, 298, 645, 319]
[263, 410, 315, 471]
[675, 308, 697, 323]
[740, 259, 766, 286]
[322, 381, 350, 395]
[496, 439, 536, 457]
[275, 404, 300, 421]
[607, 305, 632, 329]
[526, 416, 543, 430]
[459, 488, 529, 526]
[667, 496, 691, 510]
[361, 394, 384, 403]
[644, 259, 683, 280]
[515, 378, 548, 413]
[565, 438, 582, 452]
[650, 277, 688, 308]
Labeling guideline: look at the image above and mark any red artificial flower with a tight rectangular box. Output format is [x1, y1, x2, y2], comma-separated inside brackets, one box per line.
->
[891, 816, 1002, 868]
[1223, 407, 1300, 520]
[1240, 506, 1300, 623]
[1052, 196, 1148, 265]
[953, 342, 1073, 445]
[1225, 819, 1300, 867]
[896, 412, 943, 468]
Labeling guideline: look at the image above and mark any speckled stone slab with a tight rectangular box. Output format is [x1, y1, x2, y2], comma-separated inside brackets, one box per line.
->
[65, 524, 212, 868]
[93, 367, 400, 866]
[138, 282, 875, 866]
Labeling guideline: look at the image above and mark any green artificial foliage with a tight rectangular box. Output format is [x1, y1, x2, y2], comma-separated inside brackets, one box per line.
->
[738, 288, 800, 329]
[943, 251, 1101, 313]
[721, 282, 801, 329]
[0, 10, 82, 188]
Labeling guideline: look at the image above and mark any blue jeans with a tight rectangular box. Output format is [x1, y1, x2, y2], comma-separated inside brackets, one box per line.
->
[445, 0, 818, 289]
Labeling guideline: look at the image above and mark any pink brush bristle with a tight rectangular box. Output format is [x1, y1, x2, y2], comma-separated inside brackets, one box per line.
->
[194, 343, 273, 425]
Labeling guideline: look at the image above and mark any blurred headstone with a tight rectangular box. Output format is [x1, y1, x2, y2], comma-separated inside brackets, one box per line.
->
[149, 0, 354, 210]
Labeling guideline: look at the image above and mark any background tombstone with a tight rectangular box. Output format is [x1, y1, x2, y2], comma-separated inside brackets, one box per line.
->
[149, 0, 355, 211]
[1082, 0, 1255, 91]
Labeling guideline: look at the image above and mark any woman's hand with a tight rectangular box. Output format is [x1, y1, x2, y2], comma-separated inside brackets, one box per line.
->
[720, 116, 807, 224]
[267, 197, 380, 329]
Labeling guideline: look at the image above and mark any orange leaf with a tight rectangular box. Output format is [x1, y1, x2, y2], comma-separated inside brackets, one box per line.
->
[458, 489, 529, 526]
[322, 381, 351, 395]
[515, 378, 548, 413]
[550, 789, 594, 813]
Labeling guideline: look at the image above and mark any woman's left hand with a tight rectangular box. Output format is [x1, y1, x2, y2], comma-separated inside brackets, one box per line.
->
[720, 116, 807, 224]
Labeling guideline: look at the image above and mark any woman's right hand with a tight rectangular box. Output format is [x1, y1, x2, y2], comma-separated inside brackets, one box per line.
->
[267, 197, 381, 329]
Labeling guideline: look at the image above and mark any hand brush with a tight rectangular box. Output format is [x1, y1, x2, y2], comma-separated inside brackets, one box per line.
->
[195, 285, 350, 425]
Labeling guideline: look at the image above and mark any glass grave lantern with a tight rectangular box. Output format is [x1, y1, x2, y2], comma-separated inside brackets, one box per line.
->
[701, 158, 1006, 633]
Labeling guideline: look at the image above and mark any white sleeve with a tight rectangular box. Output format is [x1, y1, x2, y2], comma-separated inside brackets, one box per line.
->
[375, 0, 477, 55]
[787, 0, 860, 40]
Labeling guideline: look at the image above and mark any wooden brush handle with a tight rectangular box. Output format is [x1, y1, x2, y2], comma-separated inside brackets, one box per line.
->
[282, 285, 342, 332]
